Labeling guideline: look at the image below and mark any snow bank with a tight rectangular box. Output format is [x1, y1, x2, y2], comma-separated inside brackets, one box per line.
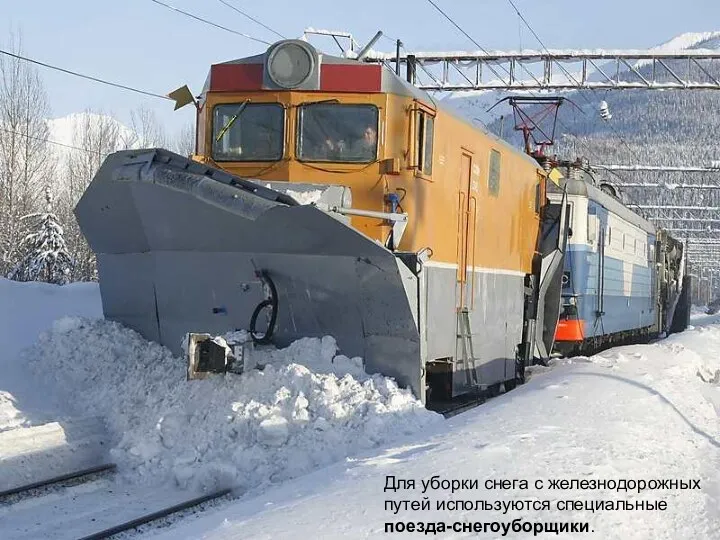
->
[0, 391, 26, 432]
[24, 318, 441, 494]
[284, 188, 324, 205]
[0, 277, 102, 430]
[151, 314, 720, 540]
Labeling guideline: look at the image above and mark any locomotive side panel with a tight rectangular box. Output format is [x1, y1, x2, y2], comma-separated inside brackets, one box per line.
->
[585, 200, 656, 336]
[556, 189, 657, 354]
[413, 107, 542, 396]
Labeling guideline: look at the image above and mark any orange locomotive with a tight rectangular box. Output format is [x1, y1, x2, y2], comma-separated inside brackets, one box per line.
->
[76, 39, 566, 406]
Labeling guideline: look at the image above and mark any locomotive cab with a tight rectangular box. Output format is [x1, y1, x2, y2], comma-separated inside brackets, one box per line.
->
[188, 39, 438, 249]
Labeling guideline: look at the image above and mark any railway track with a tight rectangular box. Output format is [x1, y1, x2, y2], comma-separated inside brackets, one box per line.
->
[0, 463, 118, 503]
[0, 460, 233, 539]
[77, 489, 233, 540]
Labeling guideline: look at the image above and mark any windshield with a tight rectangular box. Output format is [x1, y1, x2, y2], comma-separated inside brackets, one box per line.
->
[298, 103, 378, 163]
[212, 103, 284, 162]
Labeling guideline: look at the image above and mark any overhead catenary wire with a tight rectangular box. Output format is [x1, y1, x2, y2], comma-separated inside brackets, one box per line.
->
[216, 0, 285, 40]
[505, 0, 644, 165]
[0, 49, 172, 101]
[423, 0, 509, 83]
[415, 4, 598, 152]
[503, 0, 655, 216]
[419, 1, 639, 177]
[0, 126, 103, 156]
[420, 0, 645, 216]
[392, 40, 443, 100]
[149, 0, 271, 45]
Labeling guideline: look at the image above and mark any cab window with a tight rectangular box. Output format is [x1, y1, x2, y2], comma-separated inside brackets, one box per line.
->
[416, 111, 434, 175]
[489, 149, 501, 196]
[212, 103, 284, 162]
[298, 103, 378, 163]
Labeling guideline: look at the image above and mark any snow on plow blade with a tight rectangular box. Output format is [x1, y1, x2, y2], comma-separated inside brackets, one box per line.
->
[75, 149, 422, 396]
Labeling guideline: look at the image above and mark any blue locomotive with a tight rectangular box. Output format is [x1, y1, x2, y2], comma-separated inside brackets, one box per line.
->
[548, 162, 689, 356]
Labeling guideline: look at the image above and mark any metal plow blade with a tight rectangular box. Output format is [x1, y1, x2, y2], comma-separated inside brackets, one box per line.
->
[75, 149, 422, 396]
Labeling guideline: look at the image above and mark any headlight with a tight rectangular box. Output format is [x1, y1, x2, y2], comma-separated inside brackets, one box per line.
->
[341, 187, 352, 209]
[267, 42, 314, 89]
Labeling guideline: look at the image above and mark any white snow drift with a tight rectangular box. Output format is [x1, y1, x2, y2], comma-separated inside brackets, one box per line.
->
[151, 315, 720, 540]
[23, 316, 442, 494]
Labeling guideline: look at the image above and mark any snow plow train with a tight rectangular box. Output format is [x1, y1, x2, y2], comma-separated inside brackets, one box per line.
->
[74, 38, 690, 408]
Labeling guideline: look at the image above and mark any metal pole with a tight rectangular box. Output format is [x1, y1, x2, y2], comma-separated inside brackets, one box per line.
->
[357, 31, 383, 61]
[395, 40, 402, 76]
[406, 54, 417, 85]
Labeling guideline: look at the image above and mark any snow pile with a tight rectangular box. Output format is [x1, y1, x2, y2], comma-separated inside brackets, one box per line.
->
[0, 277, 102, 431]
[153, 315, 720, 540]
[285, 188, 324, 205]
[24, 318, 441, 494]
[262, 183, 325, 206]
[0, 392, 26, 432]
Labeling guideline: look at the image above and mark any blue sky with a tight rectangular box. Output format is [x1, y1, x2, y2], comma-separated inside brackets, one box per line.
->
[3, 0, 719, 136]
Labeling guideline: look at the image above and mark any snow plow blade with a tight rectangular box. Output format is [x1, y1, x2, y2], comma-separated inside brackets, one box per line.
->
[74, 149, 423, 396]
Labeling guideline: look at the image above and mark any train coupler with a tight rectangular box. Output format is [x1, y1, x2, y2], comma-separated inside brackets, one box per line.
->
[185, 332, 255, 380]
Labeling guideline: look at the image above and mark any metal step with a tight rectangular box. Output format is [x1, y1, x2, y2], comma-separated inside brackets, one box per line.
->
[456, 308, 482, 388]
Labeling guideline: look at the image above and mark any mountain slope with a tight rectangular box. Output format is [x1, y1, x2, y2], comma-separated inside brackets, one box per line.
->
[442, 32, 720, 242]
[47, 112, 135, 156]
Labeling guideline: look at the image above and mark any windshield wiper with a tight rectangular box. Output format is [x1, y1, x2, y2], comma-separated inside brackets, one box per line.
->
[299, 98, 340, 107]
[215, 100, 250, 143]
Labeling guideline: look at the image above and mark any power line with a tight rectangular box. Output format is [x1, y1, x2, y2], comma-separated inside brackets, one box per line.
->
[380, 33, 405, 45]
[423, 1, 642, 198]
[0, 49, 171, 101]
[421, 0, 645, 216]
[423, 0, 508, 82]
[216, 0, 285, 40]
[0, 126, 103, 155]
[505, 0, 644, 165]
[149, 0, 270, 45]
[418, 3, 585, 145]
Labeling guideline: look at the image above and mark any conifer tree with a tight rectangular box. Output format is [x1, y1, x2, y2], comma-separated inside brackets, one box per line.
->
[8, 187, 73, 284]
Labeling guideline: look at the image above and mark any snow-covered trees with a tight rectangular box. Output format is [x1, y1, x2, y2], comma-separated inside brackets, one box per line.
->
[0, 29, 195, 286]
[9, 188, 72, 284]
[173, 121, 196, 157]
[0, 34, 54, 276]
[57, 110, 131, 282]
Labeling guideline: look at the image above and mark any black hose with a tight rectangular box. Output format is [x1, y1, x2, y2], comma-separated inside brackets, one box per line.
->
[250, 270, 278, 344]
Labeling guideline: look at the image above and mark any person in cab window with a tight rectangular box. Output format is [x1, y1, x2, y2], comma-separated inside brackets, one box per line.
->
[321, 137, 346, 159]
[306, 123, 342, 160]
[348, 125, 377, 161]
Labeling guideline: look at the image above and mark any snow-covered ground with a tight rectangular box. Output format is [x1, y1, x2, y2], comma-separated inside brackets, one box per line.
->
[0, 276, 102, 430]
[0, 277, 440, 538]
[3, 277, 720, 539]
[148, 319, 720, 539]
[23, 318, 440, 493]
